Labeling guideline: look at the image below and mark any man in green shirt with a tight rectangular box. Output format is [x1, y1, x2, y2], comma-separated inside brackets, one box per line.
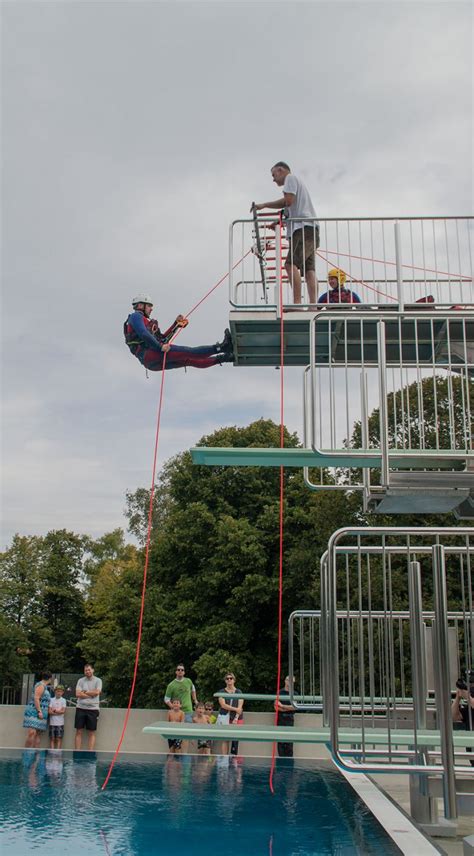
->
[164, 664, 197, 722]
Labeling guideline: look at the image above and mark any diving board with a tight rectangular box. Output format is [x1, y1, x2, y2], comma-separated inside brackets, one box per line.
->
[191, 446, 471, 470]
[143, 722, 474, 749]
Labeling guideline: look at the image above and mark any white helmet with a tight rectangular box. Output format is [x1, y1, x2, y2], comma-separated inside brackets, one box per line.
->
[132, 294, 153, 306]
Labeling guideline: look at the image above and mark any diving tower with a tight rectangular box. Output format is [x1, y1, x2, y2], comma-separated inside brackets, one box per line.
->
[198, 215, 474, 517]
[144, 216, 474, 836]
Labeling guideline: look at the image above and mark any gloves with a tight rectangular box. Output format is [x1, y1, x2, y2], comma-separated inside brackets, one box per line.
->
[175, 315, 189, 329]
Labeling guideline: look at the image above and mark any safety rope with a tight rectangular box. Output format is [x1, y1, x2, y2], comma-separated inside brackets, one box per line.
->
[316, 250, 397, 301]
[101, 353, 168, 790]
[269, 213, 285, 794]
[101, 250, 252, 791]
[321, 248, 472, 281]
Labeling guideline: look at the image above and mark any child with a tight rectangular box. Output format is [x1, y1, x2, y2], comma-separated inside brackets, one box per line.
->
[167, 697, 185, 753]
[48, 685, 67, 749]
[193, 701, 211, 755]
[204, 701, 217, 724]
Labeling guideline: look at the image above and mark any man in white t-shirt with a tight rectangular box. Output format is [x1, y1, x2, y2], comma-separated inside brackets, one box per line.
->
[253, 162, 319, 304]
[74, 664, 102, 750]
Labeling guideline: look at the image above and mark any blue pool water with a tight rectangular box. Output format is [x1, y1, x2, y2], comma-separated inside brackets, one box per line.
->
[0, 749, 400, 855]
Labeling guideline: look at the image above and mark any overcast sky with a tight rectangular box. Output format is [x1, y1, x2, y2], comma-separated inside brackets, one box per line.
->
[1, 0, 472, 547]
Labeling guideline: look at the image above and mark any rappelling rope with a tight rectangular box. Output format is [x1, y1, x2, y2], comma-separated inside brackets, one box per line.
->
[101, 250, 252, 791]
[321, 248, 472, 281]
[269, 213, 285, 794]
[316, 249, 397, 301]
[101, 352, 167, 790]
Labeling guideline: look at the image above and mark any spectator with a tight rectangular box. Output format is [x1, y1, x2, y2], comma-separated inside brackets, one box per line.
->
[217, 672, 244, 755]
[253, 162, 319, 304]
[167, 697, 185, 754]
[164, 664, 197, 723]
[23, 672, 52, 748]
[274, 675, 296, 757]
[193, 701, 212, 755]
[318, 268, 361, 304]
[49, 684, 67, 749]
[452, 670, 474, 766]
[204, 701, 217, 724]
[74, 664, 102, 750]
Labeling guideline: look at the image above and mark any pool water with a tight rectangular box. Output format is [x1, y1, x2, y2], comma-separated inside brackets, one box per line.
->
[0, 749, 400, 855]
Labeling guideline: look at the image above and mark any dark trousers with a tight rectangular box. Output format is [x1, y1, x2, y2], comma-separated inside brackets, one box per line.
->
[143, 344, 220, 371]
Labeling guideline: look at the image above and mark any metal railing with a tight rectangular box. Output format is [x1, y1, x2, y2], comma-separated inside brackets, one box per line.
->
[312, 527, 474, 822]
[289, 609, 470, 719]
[229, 215, 473, 310]
[301, 310, 474, 498]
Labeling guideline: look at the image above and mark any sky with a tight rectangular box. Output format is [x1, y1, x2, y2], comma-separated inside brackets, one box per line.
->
[1, 0, 473, 547]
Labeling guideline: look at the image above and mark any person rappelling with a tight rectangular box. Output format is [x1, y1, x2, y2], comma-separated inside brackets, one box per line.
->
[124, 295, 234, 371]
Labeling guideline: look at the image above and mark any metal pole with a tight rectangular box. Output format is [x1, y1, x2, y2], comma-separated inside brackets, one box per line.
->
[377, 321, 390, 487]
[408, 561, 427, 730]
[360, 371, 370, 511]
[394, 220, 404, 311]
[275, 218, 282, 317]
[228, 221, 234, 304]
[328, 544, 340, 759]
[310, 318, 317, 452]
[320, 553, 330, 726]
[432, 545, 458, 820]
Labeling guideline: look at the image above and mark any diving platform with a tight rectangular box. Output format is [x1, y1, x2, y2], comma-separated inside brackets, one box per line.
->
[229, 308, 474, 369]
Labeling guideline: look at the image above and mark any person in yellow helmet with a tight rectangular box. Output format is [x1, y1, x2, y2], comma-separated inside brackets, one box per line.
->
[317, 268, 361, 304]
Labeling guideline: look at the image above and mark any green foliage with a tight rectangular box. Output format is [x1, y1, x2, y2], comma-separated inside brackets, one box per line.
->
[351, 374, 472, 451]
[0, 530, 88, 675]
[92, 419, 365, 708]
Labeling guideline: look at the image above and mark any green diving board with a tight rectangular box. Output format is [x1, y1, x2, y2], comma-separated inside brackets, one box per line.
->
[191, 446, 471, 471]
[143, 722, 474, 749]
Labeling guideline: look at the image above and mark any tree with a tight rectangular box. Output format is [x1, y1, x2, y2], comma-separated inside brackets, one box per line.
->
[89, 419, 365, 707]
[0, 530, 87, 677]
[351, 374, 473, 453]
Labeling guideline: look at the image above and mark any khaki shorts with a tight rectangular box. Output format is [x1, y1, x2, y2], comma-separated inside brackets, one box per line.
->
[286, 225, 319, 273]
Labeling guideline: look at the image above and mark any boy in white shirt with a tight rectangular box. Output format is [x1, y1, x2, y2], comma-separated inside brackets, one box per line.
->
[49, 685, 67, 749]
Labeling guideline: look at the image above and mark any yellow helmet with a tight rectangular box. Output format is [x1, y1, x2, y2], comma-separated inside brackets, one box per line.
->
[327, 268, 346, 286]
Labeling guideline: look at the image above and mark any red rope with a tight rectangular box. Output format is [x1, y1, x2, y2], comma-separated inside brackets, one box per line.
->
[185, 249, 253, 320]
[316, 250, 397, 301]
[101, 251, 250, 790]
[101, 354, 168, 790]
[321, 247, 472, 281]
[269, 215, 285, 794]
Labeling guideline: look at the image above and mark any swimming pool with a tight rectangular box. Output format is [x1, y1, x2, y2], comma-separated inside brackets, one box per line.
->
[0, 749, 401, 855]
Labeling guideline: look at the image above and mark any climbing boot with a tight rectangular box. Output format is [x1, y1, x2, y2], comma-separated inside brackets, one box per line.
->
[217, 328, 233, 353]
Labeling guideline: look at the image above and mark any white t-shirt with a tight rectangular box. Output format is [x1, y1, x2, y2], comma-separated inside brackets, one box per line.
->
[283, 174, 317, 236]
[49, 696, 67, 725]
[76, 676, 102, 710]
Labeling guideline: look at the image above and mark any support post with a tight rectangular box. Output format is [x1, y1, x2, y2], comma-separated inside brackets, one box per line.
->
[394, 220, 404, 311]
[432, 544, 458, 821]
[408, 561, 427, 731]
[408, 559, 438, 826]
[275, 218, 283, 318]
[377, 321, 390, 488]
[360, 372, 370, 511]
